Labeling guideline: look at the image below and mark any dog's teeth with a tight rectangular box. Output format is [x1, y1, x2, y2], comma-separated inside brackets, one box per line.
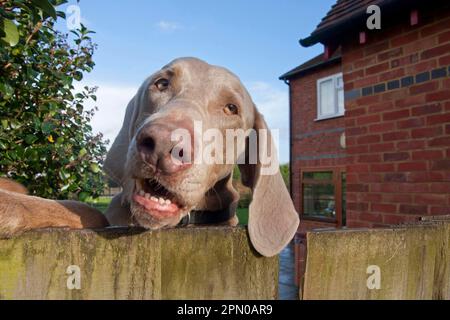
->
[145, 193, 150, 199]
[165, 199, 171, 205]
[139, 190, 145, 196]
[159, 198, 165, 205]
[151, 196, 158, 202]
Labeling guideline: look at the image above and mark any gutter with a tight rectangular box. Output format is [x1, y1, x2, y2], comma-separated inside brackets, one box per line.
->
[279, 55, 342, 81]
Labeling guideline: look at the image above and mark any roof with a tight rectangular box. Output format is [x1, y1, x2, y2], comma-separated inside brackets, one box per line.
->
[313, 0, 383, 39]
[279, 49, 342, 81]
[300, 0, 432, 47]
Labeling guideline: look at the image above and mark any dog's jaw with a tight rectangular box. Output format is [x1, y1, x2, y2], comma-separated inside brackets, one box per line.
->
[130, 177, 192, 228]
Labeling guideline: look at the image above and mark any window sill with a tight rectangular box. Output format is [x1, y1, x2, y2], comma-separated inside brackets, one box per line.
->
[315, 114, 345, 122]
[301, 216, 338, 224]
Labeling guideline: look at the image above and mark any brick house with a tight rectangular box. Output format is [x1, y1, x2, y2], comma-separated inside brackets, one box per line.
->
[280, 0, 450, 286]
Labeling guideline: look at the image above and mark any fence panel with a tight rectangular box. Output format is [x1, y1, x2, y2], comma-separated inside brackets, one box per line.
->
[0, 227, 278, 300]
[303, 218, 449, 300]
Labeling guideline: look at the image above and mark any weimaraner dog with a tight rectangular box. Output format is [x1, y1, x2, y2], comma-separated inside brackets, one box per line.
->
[0, 58, 299, 257]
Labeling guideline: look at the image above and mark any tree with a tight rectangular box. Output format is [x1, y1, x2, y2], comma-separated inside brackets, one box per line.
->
[279, 163, 290, 190]
[0, 0, 107, 201]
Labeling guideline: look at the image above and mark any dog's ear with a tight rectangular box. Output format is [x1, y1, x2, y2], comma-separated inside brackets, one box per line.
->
[104, 77, 153, 185]
[104, 96, 137, 185]
[239, 108, 299, 257]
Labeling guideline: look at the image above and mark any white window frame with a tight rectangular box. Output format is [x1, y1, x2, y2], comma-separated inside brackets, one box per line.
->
[316, 73, 345, 121]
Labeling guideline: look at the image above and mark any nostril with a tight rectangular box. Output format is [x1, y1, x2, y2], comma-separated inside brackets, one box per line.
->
[139, 137, 155, 154]
[169, 145, 185, 163]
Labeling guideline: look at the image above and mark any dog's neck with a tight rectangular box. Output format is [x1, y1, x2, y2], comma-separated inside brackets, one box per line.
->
[196, 174, 239, 213]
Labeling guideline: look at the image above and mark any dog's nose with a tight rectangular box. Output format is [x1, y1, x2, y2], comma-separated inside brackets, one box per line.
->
[136, 122, 192, 174]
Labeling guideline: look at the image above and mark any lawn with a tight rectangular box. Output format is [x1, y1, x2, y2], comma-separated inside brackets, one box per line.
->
[87, 196, 111, 213]
[88, 197, 249, 226]
[236, 208, 249, 225]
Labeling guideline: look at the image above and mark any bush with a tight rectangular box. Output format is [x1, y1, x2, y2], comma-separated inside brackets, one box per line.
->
[0, 0, 107, 200]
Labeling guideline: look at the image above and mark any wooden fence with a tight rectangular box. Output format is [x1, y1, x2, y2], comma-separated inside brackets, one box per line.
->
[2, 217, 448, 300]
[0, 227, 278, 300]
[303, 216, 450, 300]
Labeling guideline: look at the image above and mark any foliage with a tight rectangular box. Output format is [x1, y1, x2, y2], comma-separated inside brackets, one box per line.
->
[232, 164, 290, 188]
[0, 0, 107, 200]
[279, 163, 290, 190]
[232, 164, 290, 208]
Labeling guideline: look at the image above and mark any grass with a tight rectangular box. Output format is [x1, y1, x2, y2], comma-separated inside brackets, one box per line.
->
[87, 196, 112, 213]
[88, 197, 250, 226]
[237, 208, 249, 225]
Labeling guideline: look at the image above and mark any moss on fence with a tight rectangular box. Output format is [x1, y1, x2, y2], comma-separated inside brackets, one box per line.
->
[0, 227, 278, 300]
[303, 218, 450, 300]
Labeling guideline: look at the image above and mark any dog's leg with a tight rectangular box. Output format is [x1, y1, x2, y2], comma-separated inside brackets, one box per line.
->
[0, 188, 109, 238]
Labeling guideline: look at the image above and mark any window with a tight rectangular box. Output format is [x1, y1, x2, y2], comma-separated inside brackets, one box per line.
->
[317, 73, 344, 120]
[300, 169, 346, 226]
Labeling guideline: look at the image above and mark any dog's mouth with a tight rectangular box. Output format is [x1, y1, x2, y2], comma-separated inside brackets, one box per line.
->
[132, 178, 187, 221]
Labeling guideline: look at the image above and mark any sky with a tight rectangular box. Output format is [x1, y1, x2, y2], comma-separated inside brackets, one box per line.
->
[59, 0, 336, 163]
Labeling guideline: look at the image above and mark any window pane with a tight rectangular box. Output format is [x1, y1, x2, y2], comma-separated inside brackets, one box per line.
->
[303, 171, 333, 180]
[319, 79, 335, 116]
[338, 87, 344, 114]
[336, 75, 343, 89]
[303, 183, 336, 219]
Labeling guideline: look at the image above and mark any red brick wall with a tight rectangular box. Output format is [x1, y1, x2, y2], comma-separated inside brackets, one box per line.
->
[342, 7, 450, 227]
[289, 62, 346, 216]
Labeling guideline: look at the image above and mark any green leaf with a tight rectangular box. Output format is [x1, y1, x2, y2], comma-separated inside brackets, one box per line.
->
[0, 141, 9, 150]
[73, 71, 83, 81]
[58, 170, 71, 180]
[9, 121, 21, 129]
[90, 163, 100, 173]
[0, 83, 14, 97]
[41, 121, 54, 134]
[32, 0, 57, 19]
[53, 0, 69, 5]
[25, 135, 39, 145]
[2, 19, 19, 46]
[78, 148, 87, 157]
[78, 191, 89, 202]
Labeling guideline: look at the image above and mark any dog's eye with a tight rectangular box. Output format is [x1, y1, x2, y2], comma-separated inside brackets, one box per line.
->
[155, 78, 169, 91]
[224, 104, 239, 115]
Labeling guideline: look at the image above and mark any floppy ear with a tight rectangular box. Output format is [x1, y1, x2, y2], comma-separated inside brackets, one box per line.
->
[104, 77, 153, 186]
[239, 109, 299, 257]
[103, 96, 138, 186]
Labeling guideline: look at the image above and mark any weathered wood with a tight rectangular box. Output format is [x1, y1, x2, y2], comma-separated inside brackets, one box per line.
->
[0, 227, 278, 300]
[303, 220, 450, 300]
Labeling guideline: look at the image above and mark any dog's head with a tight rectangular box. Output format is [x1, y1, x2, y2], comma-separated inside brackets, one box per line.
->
[104, 58, 299, 257]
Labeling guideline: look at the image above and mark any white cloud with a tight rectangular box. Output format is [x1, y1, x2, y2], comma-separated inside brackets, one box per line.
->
[77, 83, 137, 147]
[245, 81, 290, 163]
[156, 20, 182, 32]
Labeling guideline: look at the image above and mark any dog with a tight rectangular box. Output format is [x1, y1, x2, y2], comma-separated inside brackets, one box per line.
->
[0, 58, 299, 257]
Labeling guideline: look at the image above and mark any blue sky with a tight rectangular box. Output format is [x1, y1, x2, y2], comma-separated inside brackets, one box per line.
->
[60, 0, 336, 163]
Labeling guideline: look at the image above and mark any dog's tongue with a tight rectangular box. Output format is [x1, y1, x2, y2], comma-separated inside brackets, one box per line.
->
[134, 194, 180, 218]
